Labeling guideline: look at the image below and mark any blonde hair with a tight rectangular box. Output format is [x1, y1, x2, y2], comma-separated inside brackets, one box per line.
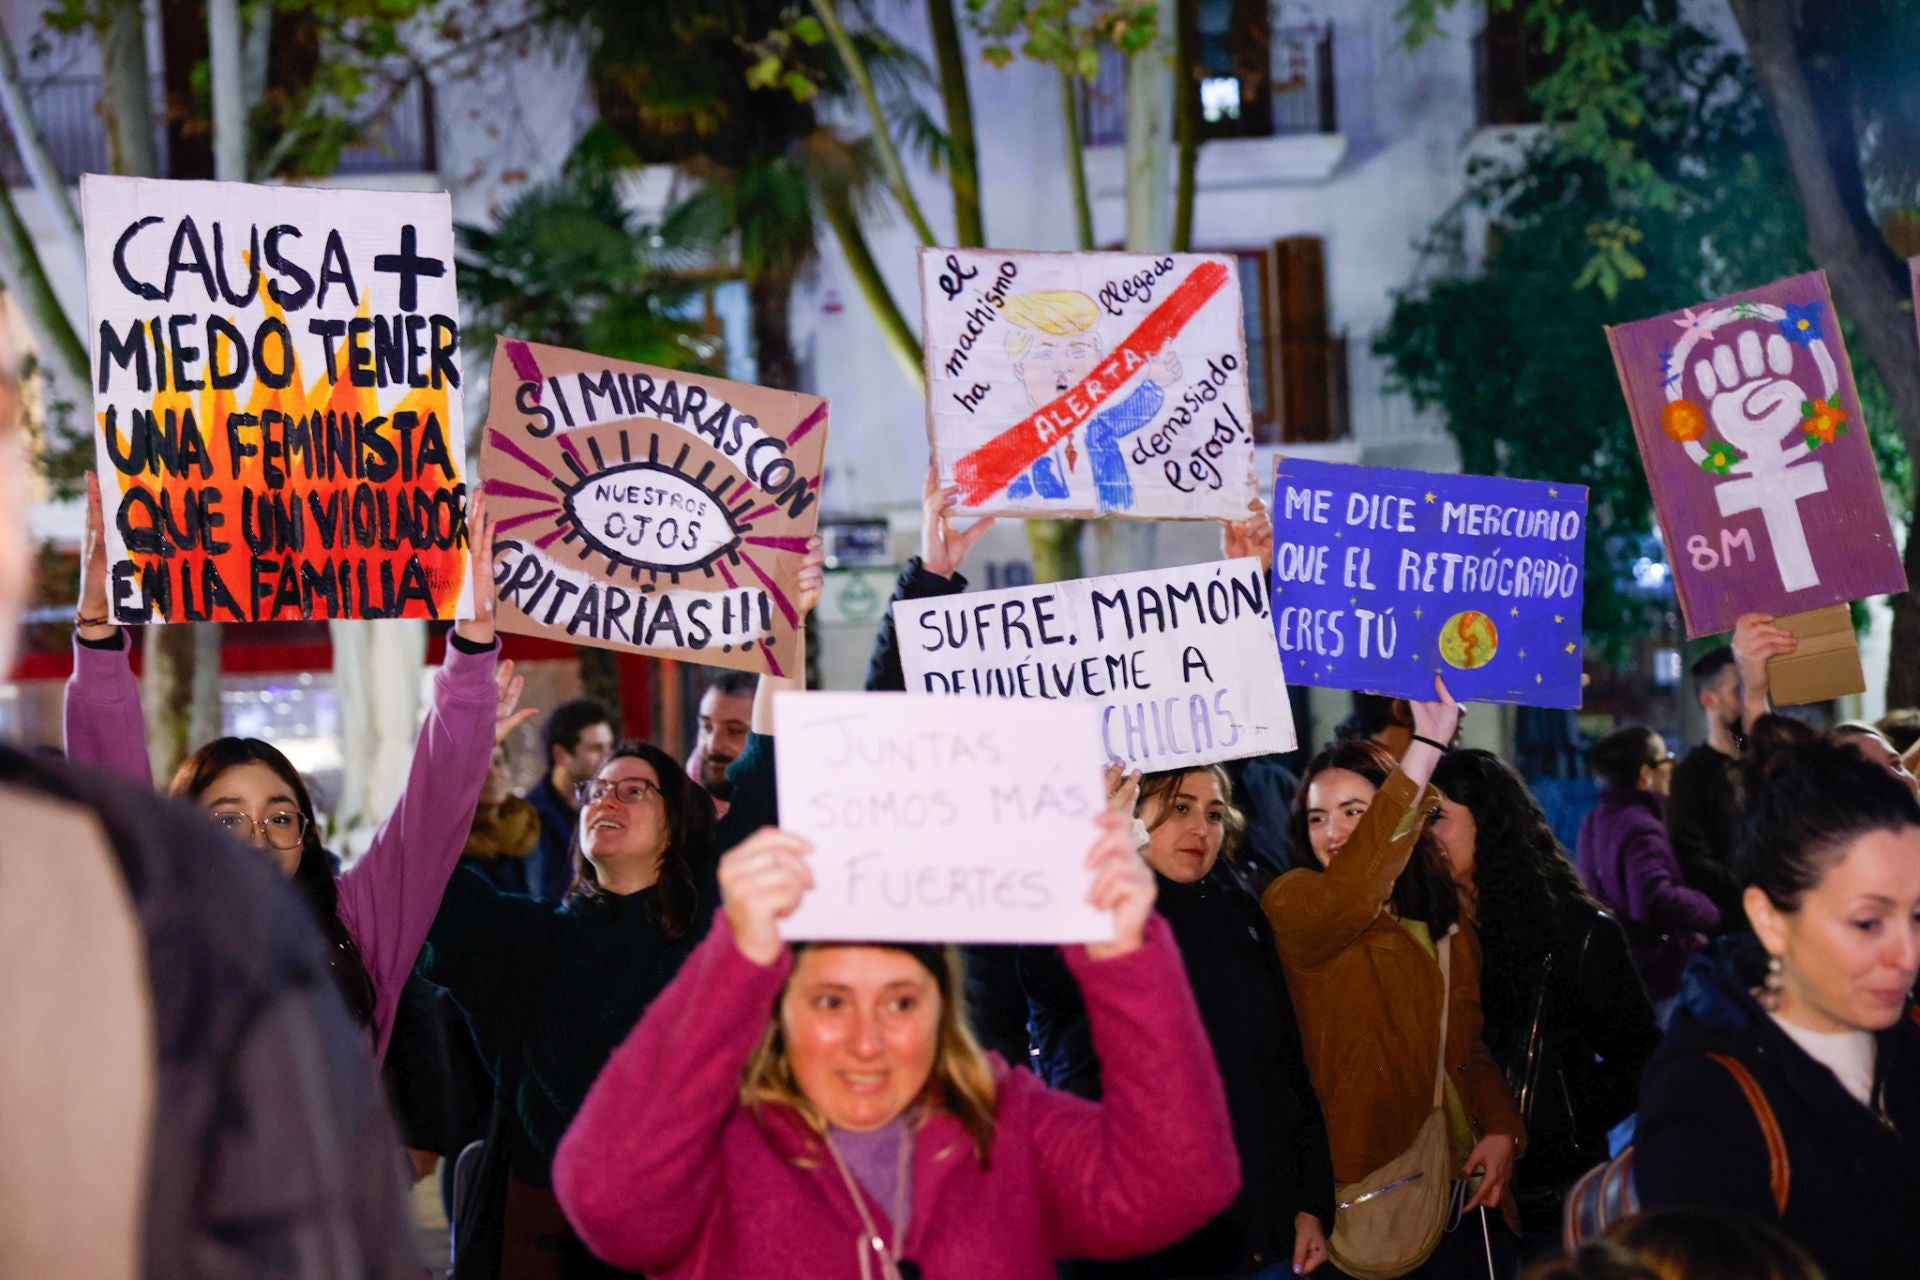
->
[1003, 289, 1101, 360]
[739, 944, 1000, 1165]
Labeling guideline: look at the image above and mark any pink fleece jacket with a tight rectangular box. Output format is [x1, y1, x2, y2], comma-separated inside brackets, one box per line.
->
[63, 632, 499, 1064]
[553, 912, 1239, 1278]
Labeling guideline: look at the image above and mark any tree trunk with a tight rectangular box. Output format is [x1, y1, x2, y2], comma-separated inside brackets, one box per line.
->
[748, 272, 801, 391]
[208, 0, 245, 181]
[1729, 0, 1920, 706]
[1172, 0, 1200, 252]
[1123, 0, 1176, 253]
[0, 178, 88, 392]
[1060, 71, 1095, 251]
[99, 0, 158, 178]
[925, 0, 983, 247]
[141, 623, 222, 784]
[811, 0, 937, 246]
[0, 27, 83, 283]
[818, 176, 924, 390]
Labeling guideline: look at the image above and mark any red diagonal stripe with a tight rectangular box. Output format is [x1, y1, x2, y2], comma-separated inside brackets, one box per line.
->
[953, 259, 1230, 506]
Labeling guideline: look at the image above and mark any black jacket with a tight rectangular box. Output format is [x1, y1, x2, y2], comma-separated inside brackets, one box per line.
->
[1482, 902, 1658, 1231]
[0, 747, 421, 1278]
[1635, 935, 1920, 1280]
[1021, 864, 1335, 1276]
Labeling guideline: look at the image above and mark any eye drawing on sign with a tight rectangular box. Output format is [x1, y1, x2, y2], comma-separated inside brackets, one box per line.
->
[1658, 299, 1844, 594]
[1000, 290, 1182, 512]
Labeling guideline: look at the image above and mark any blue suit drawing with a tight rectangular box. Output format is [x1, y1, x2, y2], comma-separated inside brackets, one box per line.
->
[1005, 380, 1166, 512]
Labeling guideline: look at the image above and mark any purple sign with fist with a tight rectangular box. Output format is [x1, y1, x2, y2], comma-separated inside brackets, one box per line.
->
[1606, 270, 1906, 637]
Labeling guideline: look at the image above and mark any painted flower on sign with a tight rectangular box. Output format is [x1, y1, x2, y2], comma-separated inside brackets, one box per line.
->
[1661, 398, 1709, 443]
[1800, 397, 1848, 448]
[1700, 442, 1740, 476]
[1777, 301, 1824, 346]
[1674, 307, 1711, 341]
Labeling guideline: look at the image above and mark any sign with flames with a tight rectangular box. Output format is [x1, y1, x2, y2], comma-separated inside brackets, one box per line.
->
[81, 175, 472, 624]
[479, 338, 827, 676]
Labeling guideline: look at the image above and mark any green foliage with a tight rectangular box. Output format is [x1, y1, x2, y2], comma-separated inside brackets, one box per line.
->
[964, 0, 1161, 77]
[1375, 24, 1821, 660]
[456, 152, 718, 371]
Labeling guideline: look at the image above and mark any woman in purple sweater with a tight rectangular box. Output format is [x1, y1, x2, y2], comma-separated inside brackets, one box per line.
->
[553, 814, 1239, 1279]
[65, 474, 527, 1064]
[1575, 725, 1720, 1013]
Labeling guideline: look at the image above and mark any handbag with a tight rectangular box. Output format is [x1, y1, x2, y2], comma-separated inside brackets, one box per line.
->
[1327, 933, 1456, 1280]
[1562, 1051, 1788, 1248]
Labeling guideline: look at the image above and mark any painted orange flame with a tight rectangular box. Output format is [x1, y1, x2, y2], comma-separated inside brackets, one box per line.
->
[101, 291, 467, 624]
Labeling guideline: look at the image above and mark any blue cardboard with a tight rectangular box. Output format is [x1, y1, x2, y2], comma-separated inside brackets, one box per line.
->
[1271, 458, 1587, 708]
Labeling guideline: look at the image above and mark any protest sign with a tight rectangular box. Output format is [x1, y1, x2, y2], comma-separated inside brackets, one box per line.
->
[1271, 458, 1588, 708]
[774, 691, 1110, 945]
[480, 338, 826, 675]
[1606, 271, 1905, 638]
[82, 175, 472, 624]
[921, 247, 1256, 521]
[893, 558, 1294, 770]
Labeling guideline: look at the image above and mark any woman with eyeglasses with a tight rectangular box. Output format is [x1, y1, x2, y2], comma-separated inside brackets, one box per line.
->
[416, 539, 825, 1280]
[1575, 726, 1720, 1018]
[64, 474, 525, 1064]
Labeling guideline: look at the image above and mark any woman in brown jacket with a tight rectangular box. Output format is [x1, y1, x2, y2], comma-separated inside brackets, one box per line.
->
[1263, 680, 1526, 1279]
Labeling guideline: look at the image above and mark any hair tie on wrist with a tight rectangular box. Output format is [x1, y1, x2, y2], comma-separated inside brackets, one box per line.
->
[74, 613, 111, 628]
[1412, 733, 1452, 754]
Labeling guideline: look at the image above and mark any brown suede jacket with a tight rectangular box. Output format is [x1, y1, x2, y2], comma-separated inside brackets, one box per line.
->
[1262, 769, 1526, 1187]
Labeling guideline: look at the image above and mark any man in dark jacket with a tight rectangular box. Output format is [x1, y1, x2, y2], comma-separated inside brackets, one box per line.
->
[1665, 646, 1745, 929]
[527, 698, 616, 902]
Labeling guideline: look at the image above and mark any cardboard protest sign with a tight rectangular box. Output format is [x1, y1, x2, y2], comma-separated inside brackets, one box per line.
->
[1606, 271, 1905, 638]
[892, 558, 1294, 770]
[480, 338, 826, 675]
[1272, 459, 1588, 708]
[774, 691, 1110, 945]
[922, 248, 1256, 521]
[82, 175, 472, 623]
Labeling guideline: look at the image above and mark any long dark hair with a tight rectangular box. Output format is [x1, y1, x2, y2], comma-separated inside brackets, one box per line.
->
[1432, 749, 1599, 1041]
[1288, 739, 1459, 935]
[568, 740, 715, 941]
[1741, 736, 1920, 913]
[171, 738, 376, 1027]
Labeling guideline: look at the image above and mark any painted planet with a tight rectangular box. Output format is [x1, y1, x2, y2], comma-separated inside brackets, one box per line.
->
[1438, 610, 1499, 670]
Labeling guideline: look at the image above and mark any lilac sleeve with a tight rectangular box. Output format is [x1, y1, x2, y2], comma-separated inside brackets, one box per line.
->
[63, 632, 155, 788]
[335, 641, 499, 1064]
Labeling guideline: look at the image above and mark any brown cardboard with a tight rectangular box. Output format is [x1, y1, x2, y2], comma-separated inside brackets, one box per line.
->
[1767, 605, 1864, 706]
[479, 337, 826, 677]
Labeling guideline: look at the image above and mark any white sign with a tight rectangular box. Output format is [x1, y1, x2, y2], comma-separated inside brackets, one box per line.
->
[774, 691, 1111, 945]
[892, 558, 1295, 771]
[82, 175, 472, 624]
[922, 247, 1257, 521]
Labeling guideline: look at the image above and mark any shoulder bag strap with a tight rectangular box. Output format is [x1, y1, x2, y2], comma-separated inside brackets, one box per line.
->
[1432, 932, 1454, 1109]
[1705, 1052, 1789, 1215]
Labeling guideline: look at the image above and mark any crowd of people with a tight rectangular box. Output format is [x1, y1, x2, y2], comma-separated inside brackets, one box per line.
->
[2, 375, 1917, 1280]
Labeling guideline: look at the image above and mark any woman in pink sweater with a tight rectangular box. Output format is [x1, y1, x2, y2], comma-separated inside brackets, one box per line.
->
[64, 474, 527, 1064]
[553, 812, 1240, 1279]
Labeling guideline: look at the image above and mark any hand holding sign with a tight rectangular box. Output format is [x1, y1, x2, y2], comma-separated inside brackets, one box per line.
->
[720, 827, 817, 966]
[922, 464, 997, 581]
[1220, 495, 1272, 573]
[453, 491, 500, 648]
[796, 535, 827, 617]
[1084, 811, 1154, 960]
[77, 472, 113, 641]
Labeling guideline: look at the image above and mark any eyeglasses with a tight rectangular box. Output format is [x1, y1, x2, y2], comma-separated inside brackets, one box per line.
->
[576, 778, 661, 807]
[211, 809, 310, 850]
[1651, 754, 1678, 769]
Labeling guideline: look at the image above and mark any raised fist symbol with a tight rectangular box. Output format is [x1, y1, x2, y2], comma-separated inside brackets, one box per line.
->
[1692, 330, 1801, 457]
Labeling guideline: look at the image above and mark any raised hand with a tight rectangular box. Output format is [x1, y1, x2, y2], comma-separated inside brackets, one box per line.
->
[1220, 495, 1272, 573]
[452, 489, 500, 647]
[718, 827, 815, 965]
[1103, 761, 1142, 817]
[921, 464, 996, 580]
[77, 472, 116, 641]
[1084, 811, 1156, 960]
[796, 535, 826, 617]
[492, 657, 538, 746]
[1732, 611, 1795, 727]
[1408, 674, 1461, 748]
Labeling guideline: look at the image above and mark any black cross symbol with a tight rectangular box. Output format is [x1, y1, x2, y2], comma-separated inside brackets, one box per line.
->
[373, 224, 446, 313]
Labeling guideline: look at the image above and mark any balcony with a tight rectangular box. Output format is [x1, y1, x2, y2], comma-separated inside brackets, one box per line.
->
[1077, 21, 1338, 149]
[0, 72, 436, 186]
